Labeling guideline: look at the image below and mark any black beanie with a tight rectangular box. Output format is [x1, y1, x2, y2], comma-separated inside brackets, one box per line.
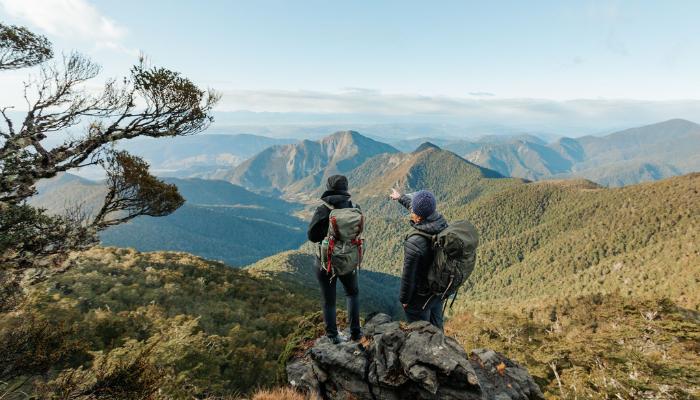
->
[326, 175, 349, 192]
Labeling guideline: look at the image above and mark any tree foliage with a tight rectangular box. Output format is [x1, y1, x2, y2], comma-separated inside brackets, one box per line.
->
[0, 202, 95, 270]
[94, 151, 184, 228]
[0, 23, 52, 70]
[0, 23, 219, 274]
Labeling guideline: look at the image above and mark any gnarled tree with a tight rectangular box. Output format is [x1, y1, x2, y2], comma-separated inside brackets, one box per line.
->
[0, 24, 219, 288]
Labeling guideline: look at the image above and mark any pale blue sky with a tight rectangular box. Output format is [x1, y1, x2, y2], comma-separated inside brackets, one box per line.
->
[1, 0, 699, 131]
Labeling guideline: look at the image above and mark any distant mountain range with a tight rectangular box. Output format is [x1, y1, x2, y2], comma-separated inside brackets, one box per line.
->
[444, 119, 700, 186]
[112, 119, 700, 189]
[31, 175, 306, 266]
[194, 120, 700, 192]
[212, 130, 399, 201]
[118, 133, 296, 178]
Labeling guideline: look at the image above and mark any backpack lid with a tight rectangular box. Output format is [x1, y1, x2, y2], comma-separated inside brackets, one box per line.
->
[322, 200, 358, 210]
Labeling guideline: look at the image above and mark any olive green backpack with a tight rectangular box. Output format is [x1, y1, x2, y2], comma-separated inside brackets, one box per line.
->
[408, 219, 479, 307]
[320, 202, 365, 277]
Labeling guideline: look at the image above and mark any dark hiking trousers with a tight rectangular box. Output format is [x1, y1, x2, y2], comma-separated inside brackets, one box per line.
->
[404, 295, 444, 331]
[316, 263, 361, 338]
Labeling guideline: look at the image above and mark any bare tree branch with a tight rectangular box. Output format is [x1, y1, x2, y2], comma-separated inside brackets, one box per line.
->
[1, 53, 219, 203]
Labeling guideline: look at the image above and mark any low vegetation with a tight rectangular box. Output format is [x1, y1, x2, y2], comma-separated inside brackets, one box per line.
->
[447, 294, 700, 399]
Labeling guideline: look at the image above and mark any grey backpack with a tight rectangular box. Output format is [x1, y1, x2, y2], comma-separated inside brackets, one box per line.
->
[408, 220, 479, 305]
[320, 202, 364, 277]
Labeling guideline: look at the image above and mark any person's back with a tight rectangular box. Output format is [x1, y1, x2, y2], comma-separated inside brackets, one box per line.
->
[307, 175, 355, 243]
[307, 175, 362, 343]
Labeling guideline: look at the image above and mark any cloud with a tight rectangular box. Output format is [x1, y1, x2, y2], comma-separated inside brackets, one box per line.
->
[216, 89, 700, 133]
[0, 0, 129, 51]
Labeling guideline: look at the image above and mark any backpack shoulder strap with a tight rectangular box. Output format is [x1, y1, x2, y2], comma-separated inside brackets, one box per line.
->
[406, 229, 435, 243]
[321, 200, 335, 210]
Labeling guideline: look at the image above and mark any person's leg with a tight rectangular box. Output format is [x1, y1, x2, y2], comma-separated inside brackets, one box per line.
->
[316, 265, 338, 338]
[428, 297, 445, 331]
[338, 270, 361, 339]
[404, 295, 431, 323]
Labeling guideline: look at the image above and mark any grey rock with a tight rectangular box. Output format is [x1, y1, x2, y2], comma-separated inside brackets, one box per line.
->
[362, 312, 393, 335]
[469, 348, 545, 400]
[286, 313, 544, 400]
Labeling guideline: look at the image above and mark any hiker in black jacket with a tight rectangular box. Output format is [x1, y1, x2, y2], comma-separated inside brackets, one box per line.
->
[390, 188, 448, 330]
[308, 175, 362, 343]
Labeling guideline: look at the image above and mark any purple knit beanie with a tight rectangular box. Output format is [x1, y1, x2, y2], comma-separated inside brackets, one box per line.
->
[411, 190, 436, 218]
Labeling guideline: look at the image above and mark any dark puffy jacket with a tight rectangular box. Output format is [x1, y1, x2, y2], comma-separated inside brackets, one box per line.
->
[398, 194, 448, 304]
[307, 190, 356, 243]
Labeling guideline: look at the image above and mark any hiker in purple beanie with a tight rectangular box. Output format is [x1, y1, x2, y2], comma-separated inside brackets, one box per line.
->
[390, 189, 448, 329]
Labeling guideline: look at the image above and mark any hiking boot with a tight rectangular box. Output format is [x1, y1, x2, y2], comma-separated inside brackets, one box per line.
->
[350, 332, 363, 342]
[328, 333, 348, 344]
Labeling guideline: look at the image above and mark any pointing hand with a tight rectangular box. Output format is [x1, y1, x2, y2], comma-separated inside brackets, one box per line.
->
[390, 188, 401, 201]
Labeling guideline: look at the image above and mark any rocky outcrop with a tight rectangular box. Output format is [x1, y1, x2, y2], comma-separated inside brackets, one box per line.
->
[286, 313, 544, 400]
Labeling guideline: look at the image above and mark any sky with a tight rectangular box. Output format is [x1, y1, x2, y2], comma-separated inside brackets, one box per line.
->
[1, 0, 700, 134]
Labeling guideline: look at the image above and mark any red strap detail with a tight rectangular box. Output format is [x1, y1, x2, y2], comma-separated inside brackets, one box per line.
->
[327, 237, 335, 273]
[330, 216, 340, 239]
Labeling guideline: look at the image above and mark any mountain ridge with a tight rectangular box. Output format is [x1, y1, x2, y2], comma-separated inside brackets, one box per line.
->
[216, 130, 399, 201]
[453, 119, 700, 185]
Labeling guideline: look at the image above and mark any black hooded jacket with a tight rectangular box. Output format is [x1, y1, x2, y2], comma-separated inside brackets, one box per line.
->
[307, 175, 356, 243]
[398, 194, 449, 304]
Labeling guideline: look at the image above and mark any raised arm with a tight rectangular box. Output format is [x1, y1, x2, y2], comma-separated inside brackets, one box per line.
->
[390, 188, 413, 211]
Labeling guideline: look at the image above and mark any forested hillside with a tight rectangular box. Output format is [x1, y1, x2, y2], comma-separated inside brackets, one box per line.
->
[0, 247, 318, 398]
[30, 175, 307, 266]
[450, 174, 699, 309]
[345, 146, 699, 311]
